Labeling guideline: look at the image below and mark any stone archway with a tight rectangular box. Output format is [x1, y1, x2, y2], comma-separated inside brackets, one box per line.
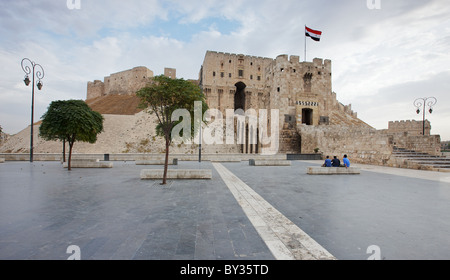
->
[234, 82, 246, 111]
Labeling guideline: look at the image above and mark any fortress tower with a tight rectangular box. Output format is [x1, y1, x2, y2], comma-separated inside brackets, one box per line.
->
[87, 66, 156, 99]
[199, 51, 368, 153]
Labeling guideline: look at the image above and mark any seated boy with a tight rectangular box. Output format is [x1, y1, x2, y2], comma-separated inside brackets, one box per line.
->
[323, 156, 332, 167]
[343, 154, 351, 168]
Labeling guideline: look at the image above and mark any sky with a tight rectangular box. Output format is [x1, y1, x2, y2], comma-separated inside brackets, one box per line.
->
[1, 0, 449, 140]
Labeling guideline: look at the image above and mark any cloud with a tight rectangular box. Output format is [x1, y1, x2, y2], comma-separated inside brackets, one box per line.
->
[1, 0, 449, 142]
[352, 71, 450, 139]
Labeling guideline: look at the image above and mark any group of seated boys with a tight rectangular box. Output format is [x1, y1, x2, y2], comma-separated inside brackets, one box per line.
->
[323, 155, 350, 168]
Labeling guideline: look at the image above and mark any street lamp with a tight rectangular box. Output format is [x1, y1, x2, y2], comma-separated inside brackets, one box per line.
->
[414, 97, 437, 136]
[21, 58, 45, 162]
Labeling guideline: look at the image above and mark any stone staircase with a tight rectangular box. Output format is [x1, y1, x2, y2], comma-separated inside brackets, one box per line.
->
[391, 147, 450, 172]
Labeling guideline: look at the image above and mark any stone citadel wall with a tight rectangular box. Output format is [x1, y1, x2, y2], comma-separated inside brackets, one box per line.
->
[388, 120, 431, 136]
[199, 51, 370, 153]
[79, 50, 442, 165]
[87, 66, 155, 100]
[299, 121, 441, 166]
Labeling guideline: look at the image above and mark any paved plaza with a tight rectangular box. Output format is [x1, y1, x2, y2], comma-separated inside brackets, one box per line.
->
[1, 159, 450, 260]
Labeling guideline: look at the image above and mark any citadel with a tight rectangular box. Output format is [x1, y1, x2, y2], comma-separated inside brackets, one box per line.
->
[84, 50, 442, 169]
[1, 51, 444, 170]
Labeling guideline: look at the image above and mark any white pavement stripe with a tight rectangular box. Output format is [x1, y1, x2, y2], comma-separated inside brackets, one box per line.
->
[213, 163, 336, 260]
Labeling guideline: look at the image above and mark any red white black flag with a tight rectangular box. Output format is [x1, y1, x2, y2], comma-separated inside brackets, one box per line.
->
[305, 26, 322, 41]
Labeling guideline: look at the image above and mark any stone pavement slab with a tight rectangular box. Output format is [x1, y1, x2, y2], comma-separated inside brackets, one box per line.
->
[213, 163, 335, 260]
[222, 160, 450, 260]
[0, 161, 273, 260]
[1, 160, 450, 260]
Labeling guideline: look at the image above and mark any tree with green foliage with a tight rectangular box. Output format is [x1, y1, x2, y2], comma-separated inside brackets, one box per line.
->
[137, 75, 208, 185]
[39, 100, 104, 170]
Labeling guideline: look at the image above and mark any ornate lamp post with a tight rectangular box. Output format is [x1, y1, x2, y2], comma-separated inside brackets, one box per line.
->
[414, 97, 437, 136]
[21, 58, 45, 162]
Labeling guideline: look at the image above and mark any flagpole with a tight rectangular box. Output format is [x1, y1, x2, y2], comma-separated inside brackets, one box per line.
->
[304, 25, 307, 62]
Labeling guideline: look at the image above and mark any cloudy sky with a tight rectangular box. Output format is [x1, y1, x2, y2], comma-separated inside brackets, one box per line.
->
[1, 0, 449, 140]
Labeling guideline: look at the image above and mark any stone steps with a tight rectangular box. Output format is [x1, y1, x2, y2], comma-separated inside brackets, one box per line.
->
[392, 146, 450, 171]
[417, 164, 450, 168]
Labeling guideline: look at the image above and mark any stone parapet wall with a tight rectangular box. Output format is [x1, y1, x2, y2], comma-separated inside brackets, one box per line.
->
[298, 122, 442, 167]
[104, 66, 154, 96]
[388, 120, 431, 136]
[86, 80, 105, 99]
[298, 125, 393, 166]
[87, 66, 155, 100]
[392, 134, 441, 156]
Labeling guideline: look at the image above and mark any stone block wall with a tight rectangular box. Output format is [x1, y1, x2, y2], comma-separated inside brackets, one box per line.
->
[393, 134, 441, 156]
[298, 125, 393, 165]
[388, 120, 431, 136]
[199, 51, 273, 113]
[298, 120, 442, 166]
[104, 66, 154, 96]
[86, 80, 105, 99]
[87, 66, 154, 100]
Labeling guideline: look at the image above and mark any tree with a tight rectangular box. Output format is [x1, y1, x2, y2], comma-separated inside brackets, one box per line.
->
[39, 100, 104, 170]
[136, 75, 208, 185]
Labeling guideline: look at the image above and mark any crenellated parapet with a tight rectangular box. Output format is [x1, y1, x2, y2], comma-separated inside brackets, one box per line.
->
[388, 120, 431, 136]
[86, 66, 180, 100]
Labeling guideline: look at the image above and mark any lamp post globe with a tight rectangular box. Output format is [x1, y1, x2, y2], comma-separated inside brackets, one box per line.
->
[413, 97, 437, 136]
[21, 58, 45, 162]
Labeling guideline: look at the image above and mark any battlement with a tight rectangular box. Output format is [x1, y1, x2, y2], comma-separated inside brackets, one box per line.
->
[205, 50, 272, 62]
[388, 120, 431, 136]
[87, 80, 105, 99]
[312, 58, 332, 72]
[87, 66, 182, 100]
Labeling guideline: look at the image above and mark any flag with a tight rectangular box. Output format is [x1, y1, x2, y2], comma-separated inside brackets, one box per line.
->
[305, 26, 322, 42]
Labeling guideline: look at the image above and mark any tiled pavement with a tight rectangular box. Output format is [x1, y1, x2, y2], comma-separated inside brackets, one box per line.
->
[1, 160, 449, 260]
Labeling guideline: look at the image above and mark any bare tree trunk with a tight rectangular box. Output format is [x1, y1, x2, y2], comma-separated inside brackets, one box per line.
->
[162, 137, 170, 185]
[63, 139, 66, 163]
[68, 135, 75, 171]
[68, 142, 74, 171]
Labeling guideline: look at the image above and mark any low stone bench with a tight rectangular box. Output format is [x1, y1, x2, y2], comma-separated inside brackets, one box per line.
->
[307, 166, 360, 175]
[0, 158, 5, 163]
[136, 159, 178, 165]
[63, 161, 113, 168]
[249, 159, 291, 166]
[140, 169, 212, 180]
[70, 158, 100, 162]
[210, 158, 242, 163]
